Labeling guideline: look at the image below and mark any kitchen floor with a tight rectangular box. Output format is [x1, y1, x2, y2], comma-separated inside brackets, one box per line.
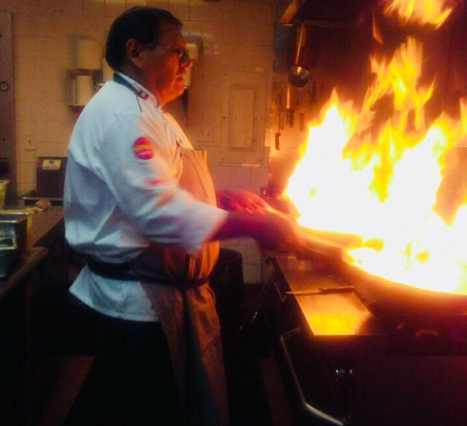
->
[32, 285, 293, 426]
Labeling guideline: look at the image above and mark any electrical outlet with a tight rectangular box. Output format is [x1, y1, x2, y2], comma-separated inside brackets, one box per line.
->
[24, 139, 36, 151]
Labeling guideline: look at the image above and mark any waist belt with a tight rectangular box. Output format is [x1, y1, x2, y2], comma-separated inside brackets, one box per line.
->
[86, 257, 209, 289]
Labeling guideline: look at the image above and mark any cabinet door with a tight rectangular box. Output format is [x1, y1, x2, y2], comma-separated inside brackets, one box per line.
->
[0, 11, 16, 201]
[220, 72, 267, 165]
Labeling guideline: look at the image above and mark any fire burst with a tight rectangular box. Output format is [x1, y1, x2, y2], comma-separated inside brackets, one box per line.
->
[383, 0, 453, 27]
[285, 1, 467, 294]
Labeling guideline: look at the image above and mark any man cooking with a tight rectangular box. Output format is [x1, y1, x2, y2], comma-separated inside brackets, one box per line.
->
[64, 6, 307, 426]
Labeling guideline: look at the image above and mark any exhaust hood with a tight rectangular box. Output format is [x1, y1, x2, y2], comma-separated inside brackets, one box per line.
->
[278, 0, 377, 25]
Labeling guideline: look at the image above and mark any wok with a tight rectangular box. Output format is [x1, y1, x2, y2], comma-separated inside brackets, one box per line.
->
[338, 259, 467, 317]
[298, 228, 467, 316]
[339, 261, 467, 317]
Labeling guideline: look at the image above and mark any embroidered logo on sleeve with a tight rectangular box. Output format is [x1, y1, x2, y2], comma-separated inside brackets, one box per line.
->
[133, 138, 153, 160]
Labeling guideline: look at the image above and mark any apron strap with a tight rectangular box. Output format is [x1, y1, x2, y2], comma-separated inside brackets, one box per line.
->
[86, 257, 209, 289]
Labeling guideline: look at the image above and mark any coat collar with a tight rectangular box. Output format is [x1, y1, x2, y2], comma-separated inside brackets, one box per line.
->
[114, 71, 160, 108]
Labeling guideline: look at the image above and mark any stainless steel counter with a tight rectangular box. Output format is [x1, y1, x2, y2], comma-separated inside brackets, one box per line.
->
[0, 207, 63, 426]
[30, 207, 64, 247]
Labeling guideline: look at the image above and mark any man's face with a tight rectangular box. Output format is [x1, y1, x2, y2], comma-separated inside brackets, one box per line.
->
[139, 22, 192, 106]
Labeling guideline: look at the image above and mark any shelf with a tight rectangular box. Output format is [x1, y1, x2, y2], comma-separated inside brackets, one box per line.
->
[66, 69, 101, 109]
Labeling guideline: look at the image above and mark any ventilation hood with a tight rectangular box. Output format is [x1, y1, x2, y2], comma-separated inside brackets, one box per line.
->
[277, 0, 377, 25]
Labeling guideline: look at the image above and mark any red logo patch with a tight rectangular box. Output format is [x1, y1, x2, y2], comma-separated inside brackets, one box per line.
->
[133, 138, 153, 160]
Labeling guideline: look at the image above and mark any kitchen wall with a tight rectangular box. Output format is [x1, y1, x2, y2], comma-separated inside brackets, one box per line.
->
[1, 0, 275, 283]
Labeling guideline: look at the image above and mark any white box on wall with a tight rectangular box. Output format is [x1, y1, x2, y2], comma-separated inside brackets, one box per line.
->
[220, 72, 268, 165]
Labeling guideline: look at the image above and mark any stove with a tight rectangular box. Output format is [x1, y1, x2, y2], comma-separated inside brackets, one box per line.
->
[266, 253, 467, 426]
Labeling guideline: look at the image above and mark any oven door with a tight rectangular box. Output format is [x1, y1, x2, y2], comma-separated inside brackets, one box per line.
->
[278, 328, 344, 426]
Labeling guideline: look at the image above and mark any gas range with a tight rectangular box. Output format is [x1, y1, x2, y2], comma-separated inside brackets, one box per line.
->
[269, 253, 467, 357]
[266, 253, 467, 426]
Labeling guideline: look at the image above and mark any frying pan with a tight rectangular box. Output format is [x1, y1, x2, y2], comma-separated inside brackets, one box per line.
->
[297, 227, 467, 316]
[338, 258, 467, 317]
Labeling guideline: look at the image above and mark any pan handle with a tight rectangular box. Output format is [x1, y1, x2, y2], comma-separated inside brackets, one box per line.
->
[298, 231, 345, 261]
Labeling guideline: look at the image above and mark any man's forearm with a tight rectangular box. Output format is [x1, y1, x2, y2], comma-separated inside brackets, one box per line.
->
[215, 189, 232, 211]
[211, 212, 261, 241]
[210, 210, 310, 254]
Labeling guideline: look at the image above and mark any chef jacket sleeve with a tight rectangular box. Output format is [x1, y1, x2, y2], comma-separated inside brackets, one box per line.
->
[94, 111, 227, 254]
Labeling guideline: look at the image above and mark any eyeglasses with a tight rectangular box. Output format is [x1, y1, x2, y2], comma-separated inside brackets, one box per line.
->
[143, 41, 193, 63]
[165, 45, 192, 63]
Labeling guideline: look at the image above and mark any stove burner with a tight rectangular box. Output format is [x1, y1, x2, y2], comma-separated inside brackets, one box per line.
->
[377, 311, 467, 355]
[346, 288, 467, 355]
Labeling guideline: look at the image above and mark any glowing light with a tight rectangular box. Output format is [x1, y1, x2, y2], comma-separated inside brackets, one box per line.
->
[384, 0, 453, 27]
[285, 36, 467, 295]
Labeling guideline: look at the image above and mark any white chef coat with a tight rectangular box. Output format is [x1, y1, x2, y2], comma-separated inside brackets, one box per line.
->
[64, 72, 227, 322]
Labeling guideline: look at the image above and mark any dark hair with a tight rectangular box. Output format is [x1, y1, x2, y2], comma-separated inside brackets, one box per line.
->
[105, 6, 182, 70]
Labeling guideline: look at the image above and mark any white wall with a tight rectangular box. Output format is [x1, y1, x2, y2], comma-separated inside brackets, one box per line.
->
[1, 0, 275, 283]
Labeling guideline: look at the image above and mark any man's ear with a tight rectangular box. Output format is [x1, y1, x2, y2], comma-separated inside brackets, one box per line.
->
[125, 39, 145, 69]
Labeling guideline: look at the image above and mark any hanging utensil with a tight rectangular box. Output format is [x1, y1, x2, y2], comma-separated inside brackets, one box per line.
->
[279, 83, 286, 131]
[289, 22, 311, 88]
[309, 80, 317, 108]
[275, 93, 281, 150]
[285, 83, 294, 127]
[298, 91, 307, 132]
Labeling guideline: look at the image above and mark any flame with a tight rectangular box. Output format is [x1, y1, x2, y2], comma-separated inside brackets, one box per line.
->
[285, 36, 467, 294]
[372, 15, 384, 44]
[383, 0, 453, 27]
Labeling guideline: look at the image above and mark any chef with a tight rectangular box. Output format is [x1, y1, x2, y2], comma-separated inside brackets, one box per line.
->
[64, 6, 307, 426]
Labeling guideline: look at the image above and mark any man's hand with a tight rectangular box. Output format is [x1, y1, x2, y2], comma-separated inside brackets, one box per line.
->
[217, 189, 270, 214]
